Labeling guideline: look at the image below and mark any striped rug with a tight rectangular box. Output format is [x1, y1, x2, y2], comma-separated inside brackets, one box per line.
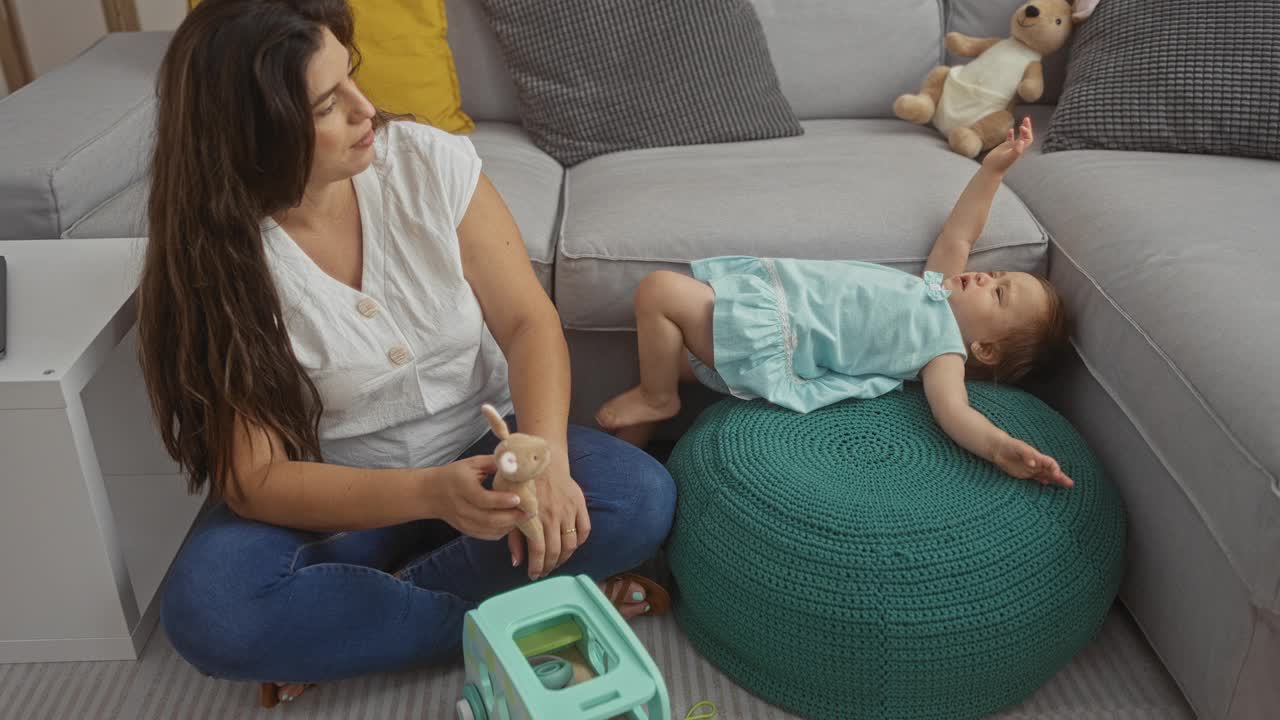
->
[0, 603, 1192, 719]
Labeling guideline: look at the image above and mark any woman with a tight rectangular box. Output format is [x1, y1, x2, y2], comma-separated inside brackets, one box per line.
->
[140, 0, 675, 703]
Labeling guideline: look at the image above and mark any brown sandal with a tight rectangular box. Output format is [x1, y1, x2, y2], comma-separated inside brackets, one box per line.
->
[259, 683, 280, 708]
[602, 572, 671, 616]
[259, 682, 316, 708]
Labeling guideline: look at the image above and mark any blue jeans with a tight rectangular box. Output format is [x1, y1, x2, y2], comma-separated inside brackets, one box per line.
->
[160, 420, 676, 683]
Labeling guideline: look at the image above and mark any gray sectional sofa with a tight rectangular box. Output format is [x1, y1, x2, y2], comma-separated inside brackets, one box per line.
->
[1, 2, 1275, 718]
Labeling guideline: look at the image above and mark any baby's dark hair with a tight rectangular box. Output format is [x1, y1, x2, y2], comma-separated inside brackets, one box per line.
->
[968, 275, 1072, 385]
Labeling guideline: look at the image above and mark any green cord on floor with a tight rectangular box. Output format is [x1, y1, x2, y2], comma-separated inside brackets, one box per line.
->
[684, 700, 717, 719]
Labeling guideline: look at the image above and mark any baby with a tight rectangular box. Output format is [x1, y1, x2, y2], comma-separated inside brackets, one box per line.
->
[597, 117, 1074, 487]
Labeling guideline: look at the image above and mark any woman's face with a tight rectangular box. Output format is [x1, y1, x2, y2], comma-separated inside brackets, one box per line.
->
[304, 27, 376, 185]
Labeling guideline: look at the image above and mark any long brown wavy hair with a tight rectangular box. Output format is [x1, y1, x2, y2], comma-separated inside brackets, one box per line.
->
[139, 0, 388, 501]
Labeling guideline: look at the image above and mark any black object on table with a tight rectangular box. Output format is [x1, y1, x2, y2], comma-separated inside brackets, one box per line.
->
[0, 255, 6, 360]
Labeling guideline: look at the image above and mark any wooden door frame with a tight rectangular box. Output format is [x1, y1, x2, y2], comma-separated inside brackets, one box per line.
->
[0, 0, 34, 91]
[102, 0, 141, 33]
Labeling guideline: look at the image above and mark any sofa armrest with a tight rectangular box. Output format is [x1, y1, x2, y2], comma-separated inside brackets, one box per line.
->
[0, 32, 170, 240]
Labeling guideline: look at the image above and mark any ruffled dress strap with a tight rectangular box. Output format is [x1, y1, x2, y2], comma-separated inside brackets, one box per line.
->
[922, 271, 952, 302]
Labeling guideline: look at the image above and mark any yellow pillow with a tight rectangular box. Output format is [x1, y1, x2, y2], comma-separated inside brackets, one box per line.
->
[187, 0, 473, 133]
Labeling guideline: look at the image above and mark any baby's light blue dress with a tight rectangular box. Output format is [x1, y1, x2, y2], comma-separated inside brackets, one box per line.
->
[689, 256, 967, 413]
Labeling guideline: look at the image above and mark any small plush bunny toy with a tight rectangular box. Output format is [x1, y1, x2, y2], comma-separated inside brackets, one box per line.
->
[481, 404, 551, 546]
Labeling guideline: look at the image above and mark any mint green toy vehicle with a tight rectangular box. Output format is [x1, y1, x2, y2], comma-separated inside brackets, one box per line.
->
[457, 574, 671, 720]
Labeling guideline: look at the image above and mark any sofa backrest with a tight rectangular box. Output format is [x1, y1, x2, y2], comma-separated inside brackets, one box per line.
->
[752, 0, 943, 120]
[447, 0, 521, 123]
[448, 0, 1070, 123]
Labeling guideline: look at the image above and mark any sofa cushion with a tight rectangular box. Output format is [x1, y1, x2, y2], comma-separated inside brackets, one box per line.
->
[66, 121, 560, 295]
[1043, 0, 1280, 160]
[475, 0, 804, 167]
[946, 0, 1070, 104]
[556, 118, 1049, 330]
[467, 122, 561, 292]
[1006, 149, 1280, 612]
[348, 0, 473, 133]
[751, 0, 944, 120]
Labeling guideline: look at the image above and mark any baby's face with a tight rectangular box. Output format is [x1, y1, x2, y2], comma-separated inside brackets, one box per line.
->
[945, 271, 1049, 351]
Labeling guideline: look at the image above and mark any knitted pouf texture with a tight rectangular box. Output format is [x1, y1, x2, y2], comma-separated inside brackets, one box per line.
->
[665, 384, 1126, 720]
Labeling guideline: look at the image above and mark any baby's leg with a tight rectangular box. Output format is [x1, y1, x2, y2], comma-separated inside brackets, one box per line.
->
[596, 271, 714, 437]
[612, 354, 699, 448]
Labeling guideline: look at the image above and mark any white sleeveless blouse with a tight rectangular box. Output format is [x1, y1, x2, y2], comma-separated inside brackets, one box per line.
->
[262, 121, 513, 470]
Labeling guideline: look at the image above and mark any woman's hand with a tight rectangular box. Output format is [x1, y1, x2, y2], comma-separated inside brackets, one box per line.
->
[993, 436, 1074, 488]
[428, 456, 528, 540]
[982, 116, 1034, 174]
[508, 446, 592, 580]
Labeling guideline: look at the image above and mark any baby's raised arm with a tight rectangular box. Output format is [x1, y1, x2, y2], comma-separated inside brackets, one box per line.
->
[919, 354, 1073, 487]
[923, 117, 1034, 279]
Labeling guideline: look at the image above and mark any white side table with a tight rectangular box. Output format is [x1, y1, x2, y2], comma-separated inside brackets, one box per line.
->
[0, 238, 206, 663]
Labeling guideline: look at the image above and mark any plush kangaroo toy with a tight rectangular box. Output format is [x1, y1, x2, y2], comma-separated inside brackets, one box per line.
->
[481, 404, 551, 547]
[894, 0, 1100, 157]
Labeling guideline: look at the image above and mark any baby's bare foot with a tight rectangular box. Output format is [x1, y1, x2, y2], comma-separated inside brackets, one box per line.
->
[595, 387, 680, 430]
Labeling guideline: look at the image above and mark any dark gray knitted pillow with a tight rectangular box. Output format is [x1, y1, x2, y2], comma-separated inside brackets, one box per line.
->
[1043, 0, 1280, 159]
[477, 0, 803, 167]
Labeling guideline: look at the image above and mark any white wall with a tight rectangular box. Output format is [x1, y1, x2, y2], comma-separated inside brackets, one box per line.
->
[8, 0, 181, 86]
[13, 0, 107, 76]
[137, 0, 184, 31]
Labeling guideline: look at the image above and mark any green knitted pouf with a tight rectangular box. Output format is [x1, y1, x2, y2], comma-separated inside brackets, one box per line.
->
[666, 384, 1125, 720]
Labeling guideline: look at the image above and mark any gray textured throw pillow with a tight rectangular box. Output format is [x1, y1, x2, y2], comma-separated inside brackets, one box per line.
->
[1043, 0, 1280, 159]
[477, 0, 804, 166]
